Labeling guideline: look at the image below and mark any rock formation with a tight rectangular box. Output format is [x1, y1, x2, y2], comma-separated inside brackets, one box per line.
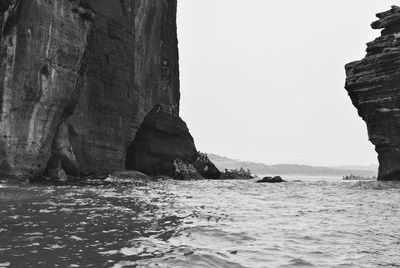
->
[0, 0, 180, 180]
[256, 176, 286, 183]
[345, 6, 400, 181]
[192, 152, 220, 180]
[126, 104, 221, 179]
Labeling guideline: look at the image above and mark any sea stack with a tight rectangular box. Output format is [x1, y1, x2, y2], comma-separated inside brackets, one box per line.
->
[345, 6, 400, 181]
[126, 104, 221, 179]
[0, 0, 218, 180]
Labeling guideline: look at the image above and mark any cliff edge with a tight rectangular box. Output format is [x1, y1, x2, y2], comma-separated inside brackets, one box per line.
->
[0, 0, 180, 180]
[345, 6, 400, 180]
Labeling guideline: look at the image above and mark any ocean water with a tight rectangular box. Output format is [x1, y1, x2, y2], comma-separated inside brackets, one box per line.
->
[0, 176, 399, 268]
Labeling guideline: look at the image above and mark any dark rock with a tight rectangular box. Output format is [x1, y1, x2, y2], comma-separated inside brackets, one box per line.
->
[49, 123, 80, 177]
[173, 159, 204, 181]
[220, 168, 254, 180]
[151, 175, 174, 181]
[256, 176, 286, 183]
[126, 104, 197, 177]
[0, 0, 180, 180]
[192, 152, 221, 179]
[46, 159, 69, 182]
[126, 104, 217, 180]
[345, 5, 400, 181]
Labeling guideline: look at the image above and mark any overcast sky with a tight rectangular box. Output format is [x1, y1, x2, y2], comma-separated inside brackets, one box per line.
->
[177, 1, 398, 166]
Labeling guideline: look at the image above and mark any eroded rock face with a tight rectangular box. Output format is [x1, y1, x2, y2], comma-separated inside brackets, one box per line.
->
[68, 0, 180, 175]
[345, 6, 400, 181]
[0, 0, 179, 179]
[0, 0, 93, 179]
[126, 104, 220, 179]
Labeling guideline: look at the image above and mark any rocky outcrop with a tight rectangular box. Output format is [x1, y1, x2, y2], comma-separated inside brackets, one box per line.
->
[0, 0, 179, 180]
[192, 152, 221, 180]
[345, 6, 400, 181]
[126, 104, 220, 179]
[173, 159, 204, 181]
[220, 168, 254, 180]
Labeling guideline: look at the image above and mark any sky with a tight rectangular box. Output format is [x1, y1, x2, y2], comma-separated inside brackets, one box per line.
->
[177, 1, 399, 167]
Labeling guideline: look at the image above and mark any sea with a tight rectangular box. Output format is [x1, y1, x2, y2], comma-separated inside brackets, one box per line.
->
[0, 175, 399, 267]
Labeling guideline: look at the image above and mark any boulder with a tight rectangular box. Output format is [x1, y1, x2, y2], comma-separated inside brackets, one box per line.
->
[192, 153, 221, 179]
[173, 160, 204, 181]
[126, 104, 219, 180]
[256, 176, 286, 183]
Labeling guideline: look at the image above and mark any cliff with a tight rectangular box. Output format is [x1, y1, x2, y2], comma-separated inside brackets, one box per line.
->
[345, 6, 400, 180]
[0, 0, 180, 179]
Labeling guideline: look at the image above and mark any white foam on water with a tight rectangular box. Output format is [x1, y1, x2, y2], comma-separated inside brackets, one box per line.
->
[70, 235, 84, 241]
[102, 229, 118, 233]
[44, 244, 64, 250]
[99, 250, 119, 256]
[39, 209, 56, 213]
[111, 261, 137, 268]
[24, 232, 43, 236]
[120, 246, 142, 256]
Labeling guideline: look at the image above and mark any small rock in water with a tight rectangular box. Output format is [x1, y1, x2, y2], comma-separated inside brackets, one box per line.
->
[256, 176, 286, 183]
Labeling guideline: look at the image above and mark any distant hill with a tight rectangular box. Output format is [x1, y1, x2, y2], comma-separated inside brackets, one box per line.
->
[207, 153, 377, 177]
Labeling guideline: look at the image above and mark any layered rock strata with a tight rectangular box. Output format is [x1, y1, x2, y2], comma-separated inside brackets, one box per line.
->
[345, 6, 400, 180]
[126, 104, 221, 179]
[0, 0, 180, 179]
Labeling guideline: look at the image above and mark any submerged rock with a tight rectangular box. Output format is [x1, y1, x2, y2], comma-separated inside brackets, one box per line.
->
[345, 6, 400, 181]
[256, 176, 286, 183]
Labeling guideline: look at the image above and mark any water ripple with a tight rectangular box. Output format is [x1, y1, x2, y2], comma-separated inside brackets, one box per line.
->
[0, 178, 400, 267]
